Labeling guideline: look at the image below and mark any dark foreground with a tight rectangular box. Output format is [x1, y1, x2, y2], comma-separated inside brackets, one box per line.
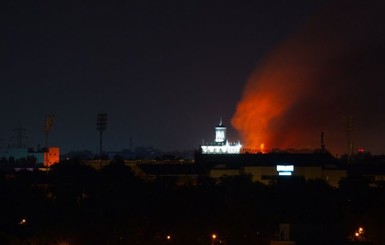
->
[0, 160, 384, 245]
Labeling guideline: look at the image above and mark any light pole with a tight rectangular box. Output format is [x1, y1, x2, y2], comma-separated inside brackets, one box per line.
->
[96, 113, 107, 165]
[44, 114, 54, 167]
[211, 233, 217, 245]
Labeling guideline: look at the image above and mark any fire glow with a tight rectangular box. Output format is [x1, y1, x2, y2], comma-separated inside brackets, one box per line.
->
[231, 36, 320, 151]
[230, 1, 384, 153]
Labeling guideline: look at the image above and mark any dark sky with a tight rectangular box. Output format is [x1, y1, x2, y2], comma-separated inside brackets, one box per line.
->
[1, 0, 365, 154]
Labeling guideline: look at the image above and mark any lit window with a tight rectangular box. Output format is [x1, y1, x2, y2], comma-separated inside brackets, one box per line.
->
[278, 172, 292, 176]
[277, 165, 294, 176]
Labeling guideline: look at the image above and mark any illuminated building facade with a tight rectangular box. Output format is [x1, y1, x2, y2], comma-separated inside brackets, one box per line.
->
[3, 147, 60, 166]
[44, 147, 60, 167]
[201, 120, 242, 154]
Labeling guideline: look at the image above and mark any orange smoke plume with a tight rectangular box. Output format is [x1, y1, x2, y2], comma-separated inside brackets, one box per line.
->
[232, 36, 324, 150]
[232, 0, 385, 153]
[232, 61, 306, 149]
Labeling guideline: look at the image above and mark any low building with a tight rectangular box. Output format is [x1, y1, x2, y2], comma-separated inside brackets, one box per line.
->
[43, 147, 60, 167]
[347, 162, 385, 186]
[3, 147, 60, 167]
[196, 151, 346, 187]
[135, 162, 200, 186]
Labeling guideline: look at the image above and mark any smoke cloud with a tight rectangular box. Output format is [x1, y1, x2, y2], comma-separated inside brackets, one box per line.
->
[232, 0, 385, 154]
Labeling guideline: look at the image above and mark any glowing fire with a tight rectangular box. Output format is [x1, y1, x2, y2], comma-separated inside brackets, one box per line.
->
[232, 1, 385, 154]
[231, 39, 317, 150]
[260, 143, 265, 153]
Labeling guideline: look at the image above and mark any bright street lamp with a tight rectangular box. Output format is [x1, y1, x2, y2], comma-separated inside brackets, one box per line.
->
[211, 233, 217, 245]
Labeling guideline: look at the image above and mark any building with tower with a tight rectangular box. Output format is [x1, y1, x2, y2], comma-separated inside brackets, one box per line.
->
[201, 120, 242, 154]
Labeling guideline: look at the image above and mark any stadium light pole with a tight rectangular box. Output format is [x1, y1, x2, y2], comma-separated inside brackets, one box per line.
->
[44, 114, 54, 167]
[96, 113, 107, 164]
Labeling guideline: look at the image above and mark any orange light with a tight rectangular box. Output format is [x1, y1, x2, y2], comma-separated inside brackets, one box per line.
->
[166, 235, 171, 240]
[44, 147, 60, 167]
[19, 218, 27, 225]
[260, 143, 265, 153]
[212, 234, 217, 239]
[230, 17, 335, 153]
[358, 227, 364, 234]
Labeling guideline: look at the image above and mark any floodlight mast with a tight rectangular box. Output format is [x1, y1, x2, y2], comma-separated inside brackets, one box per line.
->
[44, 114, 55, 148]
[96, 113, 108, 163]
[43, 114, 54, 167]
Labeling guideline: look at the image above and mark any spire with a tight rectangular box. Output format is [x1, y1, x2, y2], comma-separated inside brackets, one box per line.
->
[217, 117, 225, 127]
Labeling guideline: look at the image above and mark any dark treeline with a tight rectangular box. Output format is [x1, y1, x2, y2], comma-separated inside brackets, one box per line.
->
[0, 159, 384, 245]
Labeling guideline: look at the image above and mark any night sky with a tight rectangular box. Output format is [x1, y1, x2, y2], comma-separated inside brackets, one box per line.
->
[1, 0, 384, 155]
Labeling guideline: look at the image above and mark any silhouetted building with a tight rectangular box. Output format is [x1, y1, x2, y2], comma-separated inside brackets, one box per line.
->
[196, 151, 346, 187]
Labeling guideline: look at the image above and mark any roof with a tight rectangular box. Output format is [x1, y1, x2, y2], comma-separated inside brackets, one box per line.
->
[195, 152, 341, 168]
[137, 163, 201, 176]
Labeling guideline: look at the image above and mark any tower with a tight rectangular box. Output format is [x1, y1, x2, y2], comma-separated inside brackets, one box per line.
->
[12, 124, 27, 149]
[201, 119, 242, 154]
[215, 119, 226, 143]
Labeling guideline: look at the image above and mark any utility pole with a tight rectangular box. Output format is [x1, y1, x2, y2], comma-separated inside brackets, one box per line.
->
[345, 115, 353, 163]
[12, 123, 27, 149]
[320, 131, 326, 152]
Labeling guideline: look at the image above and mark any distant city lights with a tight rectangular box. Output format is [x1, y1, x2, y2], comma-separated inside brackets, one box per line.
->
[19, 218, 27, 225]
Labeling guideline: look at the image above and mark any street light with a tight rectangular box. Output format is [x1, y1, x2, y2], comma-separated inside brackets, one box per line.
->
[351, 226, 365, 241]
[358, 227, 364, 233]
[19, 218, 27, 225]
[211, 233, 217, 245]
